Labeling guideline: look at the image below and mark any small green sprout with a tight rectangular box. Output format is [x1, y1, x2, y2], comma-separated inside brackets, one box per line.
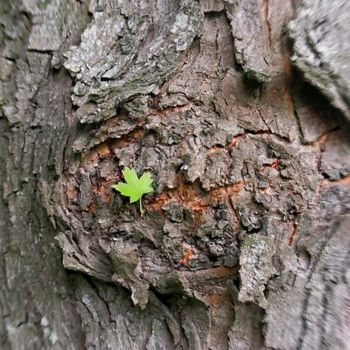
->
[111, 167, 153, 216]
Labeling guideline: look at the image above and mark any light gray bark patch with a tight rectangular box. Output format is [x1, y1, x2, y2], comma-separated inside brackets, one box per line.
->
[228, 302, 264, 350]
[225, 0, 271, 82]
[238, 234, 277, 308]
[289, 0, 350, 120]
[264, 271, 307, 349]
[28, 24, 61, 51]
[64, 0, 204, 124]
[296, 185, 350, 350]
[263, 185, 350, 350]
[26, 0, 68, 52]
[201, 0, 225, 13]
[300, 215, 350, 350]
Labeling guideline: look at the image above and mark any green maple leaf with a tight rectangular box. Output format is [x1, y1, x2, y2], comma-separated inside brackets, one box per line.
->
[111, 167, 153, 216]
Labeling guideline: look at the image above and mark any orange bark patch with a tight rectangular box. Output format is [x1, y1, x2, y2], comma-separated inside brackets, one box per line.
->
[148, 103, 192, 118]
[83, 150, 99, 164]
[146, 177, 204, 212]
[86, 202, 97, 213]
[146, 176, 244, 215]
[209, 182, 244, 201]
[207, 146, 225, 154]
[109, 128, 145, 150]
[207, 135, 245, 154]
[96, 144, 111, 158]
[181, 266, 235, 281]
[66, 182, 78, 201]
[179, 247, 195, 266]
[228, 134, 245, 148]
[312, 130, 333, 147]
[82, 127, 145, 166]
[82, 143, 112, 165]
[283, 87, 295, 117]
[262, 0, 272, 46]
[270, 159, 280, 169]
[92, 179, 112, 204]
[283, 50, 293, 82]
[261, 159, 280, 172]
[206, 291, 224, 308]
[322, 175, 350, 186]
[202, 286, 235, 330]
[288, 220, 298, 246]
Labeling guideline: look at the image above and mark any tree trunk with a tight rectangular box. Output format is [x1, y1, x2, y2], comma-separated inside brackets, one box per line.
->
[1, 0, 349, 349]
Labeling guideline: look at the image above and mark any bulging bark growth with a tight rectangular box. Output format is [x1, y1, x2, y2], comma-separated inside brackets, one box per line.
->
[1, 0, 349, 349]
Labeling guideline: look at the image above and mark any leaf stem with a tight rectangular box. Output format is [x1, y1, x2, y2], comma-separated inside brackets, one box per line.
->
[139, 198, 144, 217]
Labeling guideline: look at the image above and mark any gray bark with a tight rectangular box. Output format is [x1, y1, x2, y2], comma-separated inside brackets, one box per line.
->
[289, 0, 350, 121]
[0, 0, 349, 349]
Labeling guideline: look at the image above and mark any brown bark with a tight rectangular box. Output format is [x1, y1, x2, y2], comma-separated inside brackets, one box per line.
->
[0, 0, 349, 349]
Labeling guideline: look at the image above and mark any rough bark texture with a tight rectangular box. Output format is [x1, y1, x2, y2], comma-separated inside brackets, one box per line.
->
[0, 0, 349, 349]
[289, 0, 350, 121]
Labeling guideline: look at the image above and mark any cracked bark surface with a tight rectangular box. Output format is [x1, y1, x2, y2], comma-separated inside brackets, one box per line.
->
[0, 0, 349, 349]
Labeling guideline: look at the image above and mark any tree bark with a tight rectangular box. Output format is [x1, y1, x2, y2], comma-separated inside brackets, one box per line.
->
[0, 0, 349, 349]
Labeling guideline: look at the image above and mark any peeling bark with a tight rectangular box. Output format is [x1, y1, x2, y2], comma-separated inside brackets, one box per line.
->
[1, 0, 349, 349]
